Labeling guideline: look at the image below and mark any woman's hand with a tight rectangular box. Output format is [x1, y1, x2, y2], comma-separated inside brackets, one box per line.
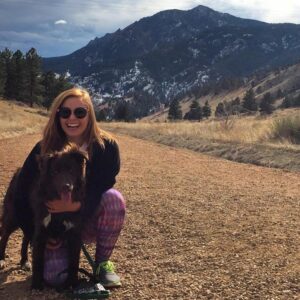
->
[46, 198, 81, 213]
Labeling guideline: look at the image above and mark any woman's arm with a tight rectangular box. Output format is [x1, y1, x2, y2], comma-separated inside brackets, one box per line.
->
[100, 139, 120, 191]
[84, 139, 120, 216]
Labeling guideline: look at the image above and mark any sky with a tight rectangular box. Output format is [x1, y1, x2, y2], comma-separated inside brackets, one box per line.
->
[1, 0, 300, 58]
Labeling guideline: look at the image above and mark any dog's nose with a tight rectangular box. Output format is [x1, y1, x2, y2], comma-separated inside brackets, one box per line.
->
[62, 183, 73, 192]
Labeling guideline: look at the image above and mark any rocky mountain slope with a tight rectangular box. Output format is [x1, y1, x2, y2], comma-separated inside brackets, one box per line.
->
[43, 5, 300, 117]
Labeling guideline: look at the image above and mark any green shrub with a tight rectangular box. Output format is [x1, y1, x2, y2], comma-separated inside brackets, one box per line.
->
[271, 116, 300, 144]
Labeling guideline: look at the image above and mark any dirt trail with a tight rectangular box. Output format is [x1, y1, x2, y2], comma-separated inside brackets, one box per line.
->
[0, 133, 299, 300]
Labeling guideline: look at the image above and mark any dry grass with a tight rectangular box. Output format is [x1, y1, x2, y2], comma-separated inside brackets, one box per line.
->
[0, 100, 47, 139]
[103, 108, 300, 147]
[101, 108, 300, 172]
[0, 99, 298, 148]
[0, 99, 299, 171]
[270, 115, 300, 144]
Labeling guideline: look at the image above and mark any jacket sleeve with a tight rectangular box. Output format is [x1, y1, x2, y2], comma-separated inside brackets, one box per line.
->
[101, 139, 120, 191]
[14, 142, 41, 240]
[84, 139, 120, 217]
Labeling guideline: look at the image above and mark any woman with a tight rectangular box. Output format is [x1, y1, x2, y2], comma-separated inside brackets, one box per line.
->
[14, 87, 126, 288]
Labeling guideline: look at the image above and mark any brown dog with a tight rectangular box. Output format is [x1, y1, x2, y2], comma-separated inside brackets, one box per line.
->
[0, 144, 87, 290]
[0, 169, 31, 270]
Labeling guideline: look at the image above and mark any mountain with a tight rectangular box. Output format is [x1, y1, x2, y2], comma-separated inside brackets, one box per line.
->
[43, 5, 300, 118]
[142, 61, 300, 122]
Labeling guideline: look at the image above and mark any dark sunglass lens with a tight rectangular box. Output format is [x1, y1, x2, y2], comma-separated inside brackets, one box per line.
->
[74, 107, 88, 119]
[58, 107, 71, 119]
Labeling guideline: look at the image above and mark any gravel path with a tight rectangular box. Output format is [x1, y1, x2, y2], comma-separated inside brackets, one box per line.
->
[0, 133, 299, 299]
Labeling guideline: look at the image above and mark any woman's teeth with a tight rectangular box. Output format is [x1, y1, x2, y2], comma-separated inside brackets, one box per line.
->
[67, 124, 79, 128]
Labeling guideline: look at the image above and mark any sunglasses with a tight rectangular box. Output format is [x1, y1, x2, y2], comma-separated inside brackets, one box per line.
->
[57, 107, 88, 119]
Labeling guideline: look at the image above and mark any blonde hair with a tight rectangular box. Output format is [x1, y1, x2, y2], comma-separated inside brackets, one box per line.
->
[41, 87, 114, 156]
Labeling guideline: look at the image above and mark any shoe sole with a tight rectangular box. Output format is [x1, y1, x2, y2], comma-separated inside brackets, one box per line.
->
[101, 282, 122, 288]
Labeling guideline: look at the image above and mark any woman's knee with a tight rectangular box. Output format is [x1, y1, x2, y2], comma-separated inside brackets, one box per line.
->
[100, 189, 126, 213]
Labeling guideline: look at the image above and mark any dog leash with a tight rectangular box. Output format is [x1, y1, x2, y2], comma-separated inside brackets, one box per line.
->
[72, 244, 111, 299]
[81, 243, 97, 274]
[55, 243, 97, 281]
[57, 243, 110, 299]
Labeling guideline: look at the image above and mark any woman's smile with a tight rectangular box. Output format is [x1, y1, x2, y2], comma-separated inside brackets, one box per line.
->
[59, 96, 89, 144]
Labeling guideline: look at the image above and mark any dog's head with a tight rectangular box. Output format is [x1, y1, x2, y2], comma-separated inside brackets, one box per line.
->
[37, 144, 88, 203]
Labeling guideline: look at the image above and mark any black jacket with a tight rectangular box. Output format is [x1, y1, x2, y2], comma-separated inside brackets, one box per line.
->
[14, 138, 120, 240]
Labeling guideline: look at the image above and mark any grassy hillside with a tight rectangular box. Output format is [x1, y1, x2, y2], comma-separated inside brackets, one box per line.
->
[0, 100, 47, 139]
[142, 88, 246, 122]
[142, 62, 300, 122]
[108, 109, 299, 145]
[0, 99, 299, 172]
[101, 109, 300, 172]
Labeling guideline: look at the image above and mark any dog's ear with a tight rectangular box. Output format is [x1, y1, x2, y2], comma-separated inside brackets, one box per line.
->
[36, 153, 55, 174]
[71, 150, 89, 165]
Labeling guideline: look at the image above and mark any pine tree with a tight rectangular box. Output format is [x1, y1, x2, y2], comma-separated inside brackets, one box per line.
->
[41, 72, 72, 108]
[11, 50, 26, 100]
[215, 102, 226, 117]
[242, 88, 257, 112]
[202, 100, 212, 118]
[293, 95, 300, 107]
[259, 92, 274, 115]
[96, 109, 107, 121]
[276, 88, 284, 99]
[1, 48, 14, 98]
[41, 71, 57, 108]
[24, 48, 42, 107]
[231, 97, 242, 114]
[0, 51, 7, 96]
[168, 98, 182, 120]
[115, 101, 133, 121]
[0, 47, 73, 107]
[184, 100, 202, 121]
[232, 97, 241, 106]
[281, 96, 292, 109]
[54, 73, 73, 95]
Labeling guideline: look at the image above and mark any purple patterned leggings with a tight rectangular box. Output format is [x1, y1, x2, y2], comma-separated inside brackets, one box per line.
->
[43, 189, 126, 286]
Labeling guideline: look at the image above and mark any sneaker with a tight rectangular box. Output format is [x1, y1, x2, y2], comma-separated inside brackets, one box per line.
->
[95, 261, 121, 288]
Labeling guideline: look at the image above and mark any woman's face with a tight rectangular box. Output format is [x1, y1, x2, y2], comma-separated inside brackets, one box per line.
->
[59, 96, 89, 145]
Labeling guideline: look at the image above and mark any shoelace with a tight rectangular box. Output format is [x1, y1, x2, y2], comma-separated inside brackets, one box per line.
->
[96, 260, 115, 275]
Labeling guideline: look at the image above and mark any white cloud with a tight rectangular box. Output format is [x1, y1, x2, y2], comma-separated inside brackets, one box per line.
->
[198, 0, 300, 24]
[55, 19, 67, 25]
